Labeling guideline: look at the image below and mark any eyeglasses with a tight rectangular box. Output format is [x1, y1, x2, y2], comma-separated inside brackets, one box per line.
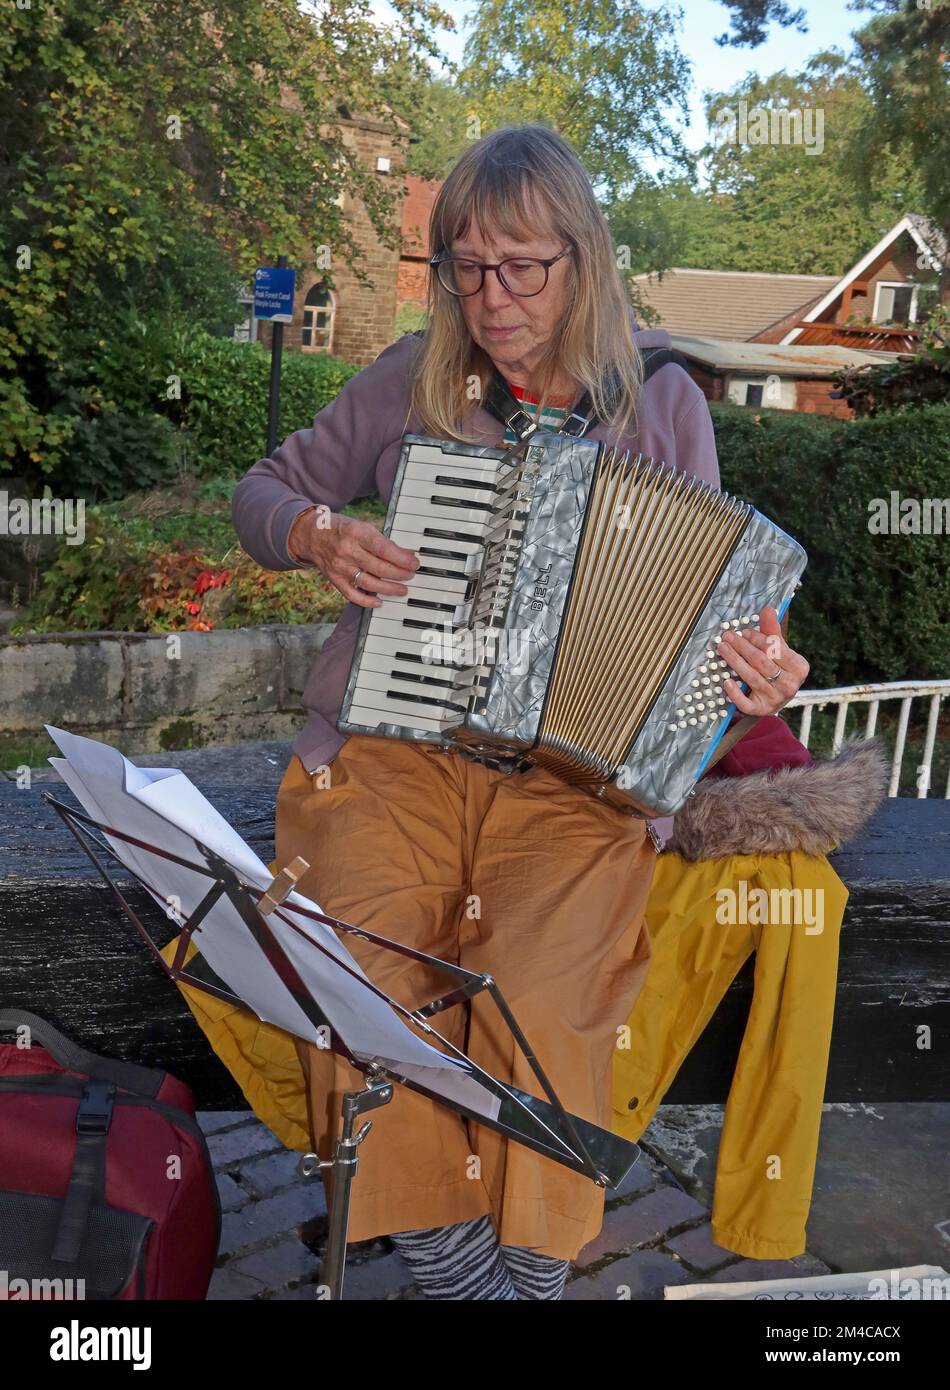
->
[429, 246, 572, 298]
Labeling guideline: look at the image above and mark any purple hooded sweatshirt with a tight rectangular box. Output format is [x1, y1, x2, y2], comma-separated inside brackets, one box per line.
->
[232, 326, 810, 785]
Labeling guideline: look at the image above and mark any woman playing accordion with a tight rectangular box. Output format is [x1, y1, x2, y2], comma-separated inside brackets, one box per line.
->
[229, 125, 880, 1300]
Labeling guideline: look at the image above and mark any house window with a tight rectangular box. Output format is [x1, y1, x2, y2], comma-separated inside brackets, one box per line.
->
[728, 375, 789, 409]
[233, 283, 257, 343]
[873, 281, 918, 326]
[301, 285, 335, 353]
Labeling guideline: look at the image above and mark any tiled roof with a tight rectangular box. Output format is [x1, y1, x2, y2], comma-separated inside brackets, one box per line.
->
[630, 268, 839, 341]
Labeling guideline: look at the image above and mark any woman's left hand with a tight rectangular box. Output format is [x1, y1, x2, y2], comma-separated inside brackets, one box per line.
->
[716, 605, 810, 717]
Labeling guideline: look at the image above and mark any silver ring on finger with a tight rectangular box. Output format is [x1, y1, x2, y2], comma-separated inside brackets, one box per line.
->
[351, 568, 364, 588]
[766, 666, 783, 684]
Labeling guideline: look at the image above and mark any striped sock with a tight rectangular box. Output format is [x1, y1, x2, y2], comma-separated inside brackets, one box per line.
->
[389, 1216, 519, 1300]
[501, 1245, 571, 1300]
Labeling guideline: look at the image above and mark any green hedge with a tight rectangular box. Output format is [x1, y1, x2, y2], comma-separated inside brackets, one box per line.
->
[712, 402, 950, 687]
[173, 333, 358, 481]
[28, 325, 360, 501]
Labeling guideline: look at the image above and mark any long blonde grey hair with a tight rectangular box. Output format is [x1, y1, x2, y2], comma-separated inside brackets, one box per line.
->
[409, 124, 642, 442]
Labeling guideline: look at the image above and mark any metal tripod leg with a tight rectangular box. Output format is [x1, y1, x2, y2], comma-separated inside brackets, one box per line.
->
[298, 1069, 394, 1300]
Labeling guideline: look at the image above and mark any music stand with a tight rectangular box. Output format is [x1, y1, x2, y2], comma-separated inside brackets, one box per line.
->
[44, 790, 641, 1300]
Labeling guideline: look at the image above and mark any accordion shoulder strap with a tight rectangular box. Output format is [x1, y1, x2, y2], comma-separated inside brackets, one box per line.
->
[702, 714, 761, 773]
[481, 345, 688, 440]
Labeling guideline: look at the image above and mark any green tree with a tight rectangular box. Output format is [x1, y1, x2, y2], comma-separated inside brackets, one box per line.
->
[459, 0, 694, 197]
[380, 61, 472, 179]
[667, 56, 921, 274]
[848, 0, 950, 303]
[0, 0, 447, 480]
[609, 179, 740, 280]
[713, 0, 808, 47]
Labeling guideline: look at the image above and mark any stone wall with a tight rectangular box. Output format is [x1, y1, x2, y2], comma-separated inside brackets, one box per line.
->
[0, 624, 334, 754]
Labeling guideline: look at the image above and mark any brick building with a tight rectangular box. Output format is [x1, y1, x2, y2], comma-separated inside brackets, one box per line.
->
[632, 215, 945, 417]
[397, 175, 442, 315]
[667, 337, 896, 420]
[255, 111, 410, 368]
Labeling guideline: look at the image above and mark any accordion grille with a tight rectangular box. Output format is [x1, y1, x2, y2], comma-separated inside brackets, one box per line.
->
[534, 450, 751, 784]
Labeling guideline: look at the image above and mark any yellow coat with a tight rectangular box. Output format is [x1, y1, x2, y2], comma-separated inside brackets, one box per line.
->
[161, 847, 847, 1261]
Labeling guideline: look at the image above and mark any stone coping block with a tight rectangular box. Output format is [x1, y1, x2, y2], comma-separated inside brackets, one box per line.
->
[0, 622, 335, 752]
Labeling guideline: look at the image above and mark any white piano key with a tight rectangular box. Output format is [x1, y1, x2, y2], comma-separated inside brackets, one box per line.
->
[389, 527, 484, 559]
[356, 649, 460, 686]
[362, 632, 459, 664]
[412, 557, 475, 580]
[361, 615, 451, 646]
[398, 474, 499, 509]
[392, 520, 487, 545]
[353, 668, 465, 702]
[345, 702, 452, 734]
[401, 570, 470, 599]
[402, 458, 500, 485]
[347, 689, 465, 726]
[404, 444, 501, 473]
[372, 596, 460, 622]
[392, 494, 495, 530]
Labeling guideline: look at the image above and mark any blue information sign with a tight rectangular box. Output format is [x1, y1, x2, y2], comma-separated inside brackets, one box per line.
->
[254, 265, 296, 323]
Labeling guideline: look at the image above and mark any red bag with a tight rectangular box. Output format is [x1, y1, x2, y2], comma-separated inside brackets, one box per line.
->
[0, 1009, 220, 1300]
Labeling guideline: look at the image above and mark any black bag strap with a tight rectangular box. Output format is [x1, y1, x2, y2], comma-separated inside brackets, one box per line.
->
[0, 1009, 165, 1097]
[481, 345, 690, 439]
[51, 1080, 116, 1265]
[640, 346, 690, 380]
[0, 1011, 166, 1265]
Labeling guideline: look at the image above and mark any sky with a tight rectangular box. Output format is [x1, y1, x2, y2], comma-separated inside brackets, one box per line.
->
[423, 0, 865, 152]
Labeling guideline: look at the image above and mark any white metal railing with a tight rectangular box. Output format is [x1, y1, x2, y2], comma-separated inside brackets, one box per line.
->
[784, 680, 950, 798]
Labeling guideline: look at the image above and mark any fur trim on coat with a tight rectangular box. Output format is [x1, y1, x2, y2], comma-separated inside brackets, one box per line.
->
[663, 738, 888, 861]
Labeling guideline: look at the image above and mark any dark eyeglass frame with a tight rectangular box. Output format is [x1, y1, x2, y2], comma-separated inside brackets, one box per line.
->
[429, 246, 572, 298]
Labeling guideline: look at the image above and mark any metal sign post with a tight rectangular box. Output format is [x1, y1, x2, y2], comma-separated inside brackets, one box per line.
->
[254, 257, 296, 457]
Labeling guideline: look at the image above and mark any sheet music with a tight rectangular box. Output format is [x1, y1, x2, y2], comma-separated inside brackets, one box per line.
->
[46, 727, 501, 1122]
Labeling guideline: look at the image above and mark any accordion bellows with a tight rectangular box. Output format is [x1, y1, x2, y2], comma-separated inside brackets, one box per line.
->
[338, 433, 807, 817]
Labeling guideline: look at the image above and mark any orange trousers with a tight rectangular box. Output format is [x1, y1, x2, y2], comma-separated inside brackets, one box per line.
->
[274, 736, 656, 1261]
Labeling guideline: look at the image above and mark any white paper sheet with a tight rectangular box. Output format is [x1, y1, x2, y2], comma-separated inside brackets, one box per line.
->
[47, 727, 501, 1122]
[665, 1264, 950, 1300]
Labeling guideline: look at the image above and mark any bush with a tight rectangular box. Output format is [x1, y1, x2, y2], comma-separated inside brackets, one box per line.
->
[59, 410, 182, 501]
[171, 330, 359, 480]
[13, 481, 386, 633]
[713, 402, 950, 686]
[12, 321, 360, 501]
[832, 307, 950, 417]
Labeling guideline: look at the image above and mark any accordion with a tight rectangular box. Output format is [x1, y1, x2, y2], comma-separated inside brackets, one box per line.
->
[338, 432, 807, 817]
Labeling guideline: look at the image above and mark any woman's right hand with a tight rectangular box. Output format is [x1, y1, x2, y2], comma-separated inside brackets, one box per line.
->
[287, 507, 419, 608]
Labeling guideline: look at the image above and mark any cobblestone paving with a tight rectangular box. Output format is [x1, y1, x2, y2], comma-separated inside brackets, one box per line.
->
[200, 1110, 830, 1302]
